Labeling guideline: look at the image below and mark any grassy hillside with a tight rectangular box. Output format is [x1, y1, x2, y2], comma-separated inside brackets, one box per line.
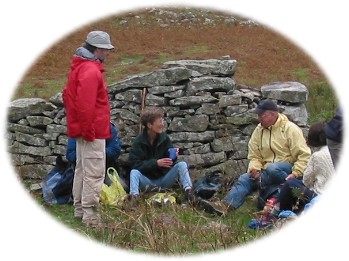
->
[13, 7, 337, 123]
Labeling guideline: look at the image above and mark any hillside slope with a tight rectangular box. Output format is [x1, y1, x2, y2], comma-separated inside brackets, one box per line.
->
[14, 7, 336, 121]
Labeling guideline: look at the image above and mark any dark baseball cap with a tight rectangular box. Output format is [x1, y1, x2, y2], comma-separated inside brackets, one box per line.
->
[253, 99, 278, 114]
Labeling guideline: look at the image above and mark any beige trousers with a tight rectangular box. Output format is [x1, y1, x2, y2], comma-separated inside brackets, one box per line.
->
[73, 138, 106, 220]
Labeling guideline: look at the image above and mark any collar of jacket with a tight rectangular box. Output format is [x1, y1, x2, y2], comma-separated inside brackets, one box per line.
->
[259, 113, 288, 130]
[74, 46, 98, 61]
[139, 129, 167, 147]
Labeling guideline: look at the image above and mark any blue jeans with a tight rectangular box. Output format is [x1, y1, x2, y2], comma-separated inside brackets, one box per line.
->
[129, 161, 192, 195]
[224, 162, 293, 209]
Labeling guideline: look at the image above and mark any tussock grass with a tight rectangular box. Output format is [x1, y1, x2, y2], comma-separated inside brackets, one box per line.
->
[32, 188, 269, 255]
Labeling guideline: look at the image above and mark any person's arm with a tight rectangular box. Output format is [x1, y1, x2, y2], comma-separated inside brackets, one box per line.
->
[302, 154, 316, 189]
[66, 138, 77, 163]
[159, 135, 175, 168]
[129, 138, 158, 174]
[76, 65, 100, 141]
[287, 124, 311, 178]
[105, 124, 122, 161]
[247, 127, 263, 173]
[129, 134, 174, 173]
[325, 107, 343, 142]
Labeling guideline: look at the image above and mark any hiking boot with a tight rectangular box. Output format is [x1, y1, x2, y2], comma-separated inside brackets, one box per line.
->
[74, 210, 83, 219]
[125, 194, 141, 209]
[144, 185, 170, 193]
[74, 213, 83, 219]
[82, 211, 104, 228]
[82, 217, 105, 228]
[184, 188, 200, 205]
[199, 199, 231, 216]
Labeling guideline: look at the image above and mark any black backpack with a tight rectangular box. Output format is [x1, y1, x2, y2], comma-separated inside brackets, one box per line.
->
[42, 155, 74, 204]
[193, 172, 222, 199]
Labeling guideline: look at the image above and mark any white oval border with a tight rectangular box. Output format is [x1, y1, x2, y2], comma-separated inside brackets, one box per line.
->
[1, 1, 347, 260]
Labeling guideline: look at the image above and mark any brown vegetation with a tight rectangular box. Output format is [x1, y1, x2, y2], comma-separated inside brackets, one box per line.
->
[15, 8, 331, 103]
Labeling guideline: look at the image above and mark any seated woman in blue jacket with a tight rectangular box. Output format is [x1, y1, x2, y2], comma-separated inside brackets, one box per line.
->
[66, 122, 123, 186]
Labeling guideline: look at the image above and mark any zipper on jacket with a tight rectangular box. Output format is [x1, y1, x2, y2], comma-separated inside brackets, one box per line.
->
[260, 129, 264, 150]
[269, 126, 276, 162]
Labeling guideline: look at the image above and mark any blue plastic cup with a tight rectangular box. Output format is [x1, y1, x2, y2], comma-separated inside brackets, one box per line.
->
[168, 148, 177, 160]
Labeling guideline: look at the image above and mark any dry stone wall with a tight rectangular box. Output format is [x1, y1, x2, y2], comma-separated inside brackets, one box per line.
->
[7, 56, 309, 182]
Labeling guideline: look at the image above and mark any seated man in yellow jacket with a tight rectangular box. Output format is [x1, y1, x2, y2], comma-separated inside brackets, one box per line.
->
[201, 99, 311, 215]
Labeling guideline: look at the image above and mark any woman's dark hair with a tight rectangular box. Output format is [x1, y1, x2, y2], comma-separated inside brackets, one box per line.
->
[83, 42, 97, 53]
[307, 121, 327, 147]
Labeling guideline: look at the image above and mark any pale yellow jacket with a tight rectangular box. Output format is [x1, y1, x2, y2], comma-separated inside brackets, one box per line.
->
[248, 113, 311, 177]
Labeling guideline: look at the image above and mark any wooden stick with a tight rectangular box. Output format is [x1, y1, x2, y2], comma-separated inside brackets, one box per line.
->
[139, 87, 147, 134]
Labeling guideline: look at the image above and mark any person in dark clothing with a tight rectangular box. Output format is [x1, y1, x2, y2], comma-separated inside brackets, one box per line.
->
[324, 107, 343, 169]
[276, 121, 335, 214]
[128, 107, 195, 203]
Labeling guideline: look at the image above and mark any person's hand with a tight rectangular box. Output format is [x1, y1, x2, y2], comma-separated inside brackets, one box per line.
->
[249, 169, 261, 180]
[285, 173, 296, 180]
[157, 158, 173, 168]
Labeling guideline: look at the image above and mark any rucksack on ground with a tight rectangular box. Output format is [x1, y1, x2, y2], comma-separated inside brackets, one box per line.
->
[193, 172, 222, 199]
[42, 155, 74, 204]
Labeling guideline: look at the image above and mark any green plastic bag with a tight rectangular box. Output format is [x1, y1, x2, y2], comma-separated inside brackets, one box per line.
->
[100, 167, 127, 206]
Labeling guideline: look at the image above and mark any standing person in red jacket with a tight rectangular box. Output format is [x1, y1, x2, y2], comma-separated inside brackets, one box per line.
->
[63, 31, 115, 227]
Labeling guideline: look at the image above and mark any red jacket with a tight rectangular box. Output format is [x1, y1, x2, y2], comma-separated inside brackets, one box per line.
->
[63, 56, 111, 141]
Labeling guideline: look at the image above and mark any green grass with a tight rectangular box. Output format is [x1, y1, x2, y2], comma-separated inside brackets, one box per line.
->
[12, 77, 66, 100]
[184, 44, 211, 55]
[29, 186, 271, 255]
[292, 68, 310, 83]
[120, 54, 145, 65]
[153, 52, 172, 63]
[292, 68, 338, 124]
[307, 80, 337, 122]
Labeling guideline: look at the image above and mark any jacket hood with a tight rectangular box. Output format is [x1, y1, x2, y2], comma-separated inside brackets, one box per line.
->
[70, 47, 103, 71]
[272, 113, 288, 128]
[138, 129, 168, 146]
[75, 47, 98, 61]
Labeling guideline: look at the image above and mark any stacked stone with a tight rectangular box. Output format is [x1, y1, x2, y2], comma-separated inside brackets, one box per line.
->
[7, 56, 309, 182]
[8, 98, 67, 179]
